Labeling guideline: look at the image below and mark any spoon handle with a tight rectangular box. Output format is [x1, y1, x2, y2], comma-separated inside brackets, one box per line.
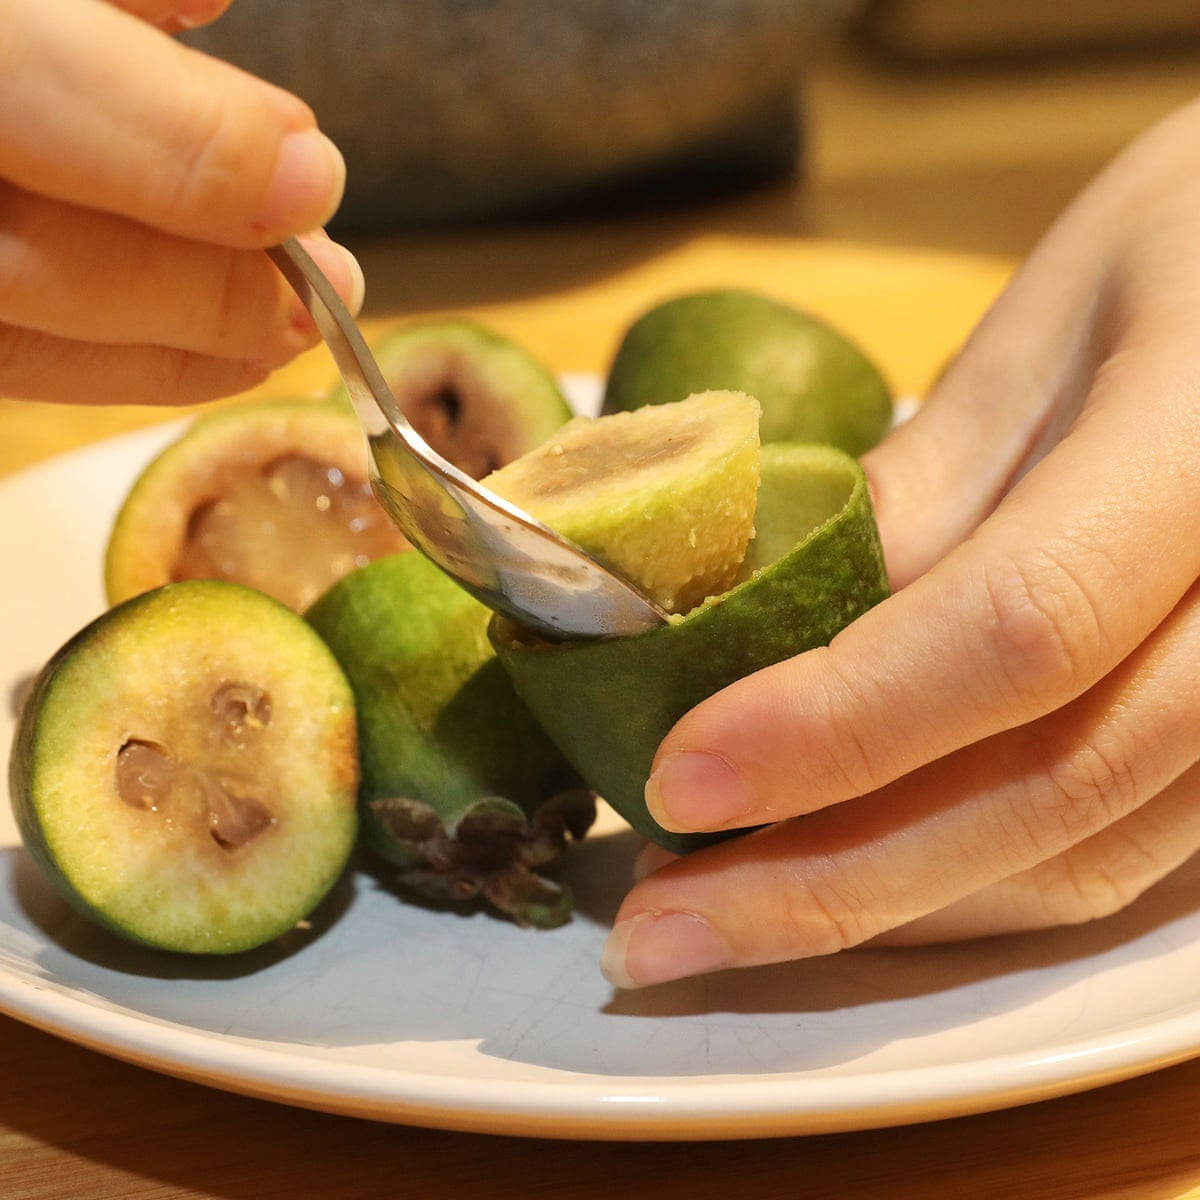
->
[266, 239, 403, 440]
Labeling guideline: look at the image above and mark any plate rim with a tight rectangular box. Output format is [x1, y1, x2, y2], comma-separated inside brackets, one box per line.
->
[3, 956, 1200, 1140]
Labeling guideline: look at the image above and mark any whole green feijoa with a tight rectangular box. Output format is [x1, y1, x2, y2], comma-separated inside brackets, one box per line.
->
[490, 444, 890, 855]
[305, 552, 591, 928]
[9, 581, 360, 954]
[604, 290, 892, 456]
[328, 318, 573, 478]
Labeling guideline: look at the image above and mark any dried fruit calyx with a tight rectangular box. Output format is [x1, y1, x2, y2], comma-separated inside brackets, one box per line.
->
[368, 791, 595, 929]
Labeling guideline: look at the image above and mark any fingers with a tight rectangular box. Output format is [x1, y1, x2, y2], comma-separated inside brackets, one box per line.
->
[0, 185, 363, 365]
[862, 197, 1113, 591]
[604, 582, 1200, 987]
[876, 759, 1200, 944]
[862, 97, 1200, 593]
[0, 324, 270, 407]
[647, 336, 1200, 837]
[1, 0, 344, 247]
[107, 0, 232, 32]
[0, 0, 355, 403]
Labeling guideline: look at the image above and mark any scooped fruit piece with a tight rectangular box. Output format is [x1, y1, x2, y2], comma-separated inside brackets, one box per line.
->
[328, 319, 573, 479]
[483, 390, 761, 614]
[9, 581, 359, 953]
[491, 444, 889, 855]
[105, 399, 410, 612]
[604, 290, 893, 456]
[306, 552, 591, 929]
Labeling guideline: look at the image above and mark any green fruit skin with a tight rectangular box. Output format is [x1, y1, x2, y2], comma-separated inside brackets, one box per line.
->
[9, 633, 90, 923]
[305, 553, 578, 869]
[327, 318, 573, 454]
[489, 445, 890, 855]
[603, 290, 892, 457]
[10, 581, 360, 954]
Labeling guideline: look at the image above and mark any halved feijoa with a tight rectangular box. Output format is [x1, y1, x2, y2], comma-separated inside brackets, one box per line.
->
[9, 581, 359, 953]
[483, 390, 761, 614]
[491, 444, 890, 855]
[604, 290, 893, 455]
[104, 399, 410, 612]
[328, 319, 573, 478]
[306, 553, 589, 929]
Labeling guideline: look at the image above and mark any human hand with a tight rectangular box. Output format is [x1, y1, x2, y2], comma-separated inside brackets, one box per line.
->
[1, 0, 361, 405]
[601, 99, 1200, 988]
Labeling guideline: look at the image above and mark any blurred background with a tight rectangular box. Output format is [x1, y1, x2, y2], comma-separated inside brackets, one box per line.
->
[811, 0, 1200, 255]
[179, 0, 1200, 384]
[181, 0, 1200, 259]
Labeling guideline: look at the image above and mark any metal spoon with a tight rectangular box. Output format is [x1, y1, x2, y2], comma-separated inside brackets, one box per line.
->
[267, 238, 667, 640]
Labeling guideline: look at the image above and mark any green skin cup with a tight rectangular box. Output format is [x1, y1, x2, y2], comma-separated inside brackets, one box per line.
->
[489, 444, 891, 855]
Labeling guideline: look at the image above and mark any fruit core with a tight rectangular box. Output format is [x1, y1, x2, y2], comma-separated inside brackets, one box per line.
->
[172, 454, 408, 611]
[389, 349, 519, 478]
[114, 679, 278, 851]
[210, 680, 272, 738]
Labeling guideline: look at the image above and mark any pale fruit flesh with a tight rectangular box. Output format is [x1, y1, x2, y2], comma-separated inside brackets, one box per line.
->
[483, 390, 761, 613]
[10, 581, 360, 953]
[105, 401, 410, 612]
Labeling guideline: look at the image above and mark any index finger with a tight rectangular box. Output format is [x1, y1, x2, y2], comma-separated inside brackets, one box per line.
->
[0, 0, 344, 247]
[645, 341, 1200, 835]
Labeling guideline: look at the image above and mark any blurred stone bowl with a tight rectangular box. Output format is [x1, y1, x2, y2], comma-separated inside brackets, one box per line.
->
[184, 0, 856, 229]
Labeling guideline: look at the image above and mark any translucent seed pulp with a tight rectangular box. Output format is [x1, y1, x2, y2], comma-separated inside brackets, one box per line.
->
[173, 455, 408, 611]
[115, 740, 173, 812]
[114, 681, 279, 852]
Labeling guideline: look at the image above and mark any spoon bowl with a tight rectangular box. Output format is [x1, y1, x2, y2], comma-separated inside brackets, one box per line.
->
[267, 239, 667, 640]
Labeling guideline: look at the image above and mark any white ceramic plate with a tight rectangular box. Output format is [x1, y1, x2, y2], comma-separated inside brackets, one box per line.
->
[4, 379, 1200, 1140]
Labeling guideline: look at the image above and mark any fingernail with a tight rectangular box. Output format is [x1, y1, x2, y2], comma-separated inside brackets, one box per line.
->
[259, 129, 346, 236]
[645, 751, 751, 832]
[601, 911, 729, 989]
[298, 238, 365, 315]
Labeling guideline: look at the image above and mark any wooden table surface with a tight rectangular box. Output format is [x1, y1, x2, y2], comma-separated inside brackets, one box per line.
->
[5, 33, 1200, 1200]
